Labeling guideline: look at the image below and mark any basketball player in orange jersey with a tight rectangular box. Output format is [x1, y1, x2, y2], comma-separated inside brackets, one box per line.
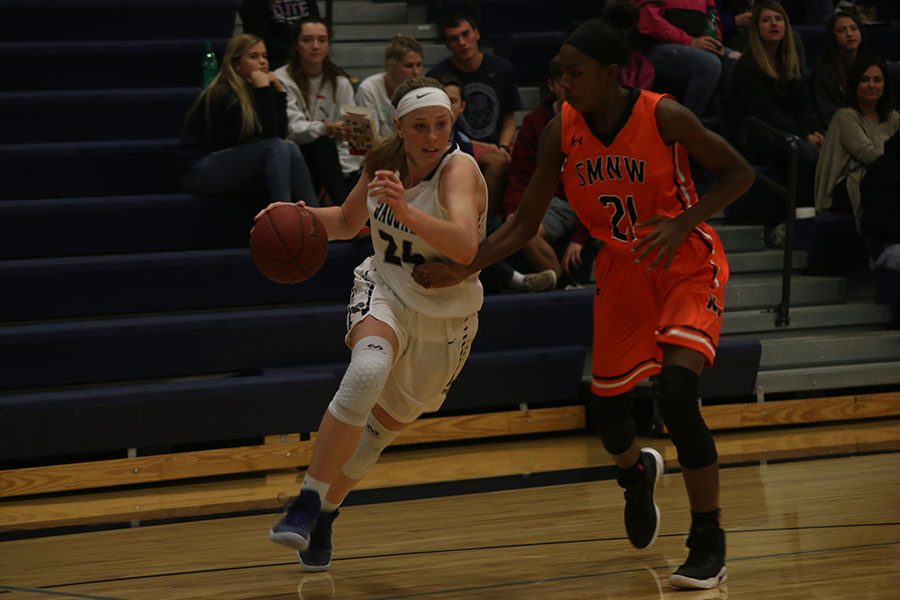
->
[414, 2, 754, 590]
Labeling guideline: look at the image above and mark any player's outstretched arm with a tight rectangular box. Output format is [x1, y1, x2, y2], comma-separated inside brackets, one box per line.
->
[413, 115, 564, 288]
[254, 173, 370, 241]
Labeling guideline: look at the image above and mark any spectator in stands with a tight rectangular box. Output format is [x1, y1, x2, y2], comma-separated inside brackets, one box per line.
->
[355, 35, 424, 139]
[238, 0, 320, 69]
[427, 13, 522, 221]
[634, 0, 739, 117]
[178, 34, 317, 207]
[265, 77, 489, 572]
[503, 55, 593, 283]
[810, 10, 867, 128]
[716, 0, 754, 50]
[414, 4, 754, 590]
[860, 130, 900, 271]
[277, 17, 361, 205]
[815, 55, 898, 227]
[436, 75, 475, 157]
[717, 2, 808, 64]
[439, 74, 558, 293]
[727, 1, 823, 211]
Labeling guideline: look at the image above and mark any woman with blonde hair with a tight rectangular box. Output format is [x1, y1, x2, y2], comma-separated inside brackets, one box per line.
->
[178, 34, 317, 206]
[276, 17, 361, 205]
[262, 76, 487, 572]
[727, 1, 823, 210]
[355, 34, 424, 138]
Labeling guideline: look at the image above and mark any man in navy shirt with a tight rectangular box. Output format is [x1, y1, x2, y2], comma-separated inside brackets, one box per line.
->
[428, 13, 522, 220]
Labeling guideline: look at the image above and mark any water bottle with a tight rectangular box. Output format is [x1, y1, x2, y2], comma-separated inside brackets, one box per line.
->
[202, 43, 219, 87]
[703, 7, 718, 39]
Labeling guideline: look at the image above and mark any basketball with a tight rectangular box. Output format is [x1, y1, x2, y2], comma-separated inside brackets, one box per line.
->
[250, 203, 328, 284]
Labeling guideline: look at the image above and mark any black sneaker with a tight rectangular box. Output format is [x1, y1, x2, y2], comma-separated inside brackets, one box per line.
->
[269, 488, 321, 551]
[299, 509, 339, 572]
[619, 447, 663, 549]
[670, 525, 728, 589]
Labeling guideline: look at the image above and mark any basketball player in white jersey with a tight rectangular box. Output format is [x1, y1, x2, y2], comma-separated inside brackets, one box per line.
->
[259, 77, 487, 571]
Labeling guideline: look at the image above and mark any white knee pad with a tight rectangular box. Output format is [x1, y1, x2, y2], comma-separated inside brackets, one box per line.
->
[341, 411, 401, 480]
[328, 336, 393, 426]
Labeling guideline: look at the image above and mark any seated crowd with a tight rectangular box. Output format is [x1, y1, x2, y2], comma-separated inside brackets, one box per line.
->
[179, 0, 900, 284]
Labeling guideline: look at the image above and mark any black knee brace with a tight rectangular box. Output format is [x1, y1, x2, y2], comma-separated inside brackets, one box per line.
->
[658, 366, 717, 469]
[589, 392, 636, 456]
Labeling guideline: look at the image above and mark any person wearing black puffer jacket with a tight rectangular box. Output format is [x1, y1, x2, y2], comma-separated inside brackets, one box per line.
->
[179, 34, 317, 208]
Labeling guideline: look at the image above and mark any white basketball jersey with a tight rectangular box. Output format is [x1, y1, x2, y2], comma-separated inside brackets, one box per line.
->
[368, 146, 487, 318]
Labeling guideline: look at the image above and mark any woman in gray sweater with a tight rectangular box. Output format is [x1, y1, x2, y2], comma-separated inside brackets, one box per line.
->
[814, 54, 898, 230]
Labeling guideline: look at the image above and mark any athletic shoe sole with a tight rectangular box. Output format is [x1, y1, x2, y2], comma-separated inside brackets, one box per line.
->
[269, 528, 311, 551]
[640, 447, 664, 549]
[670, 566, 728, 589]
[299, 555, 332, 573]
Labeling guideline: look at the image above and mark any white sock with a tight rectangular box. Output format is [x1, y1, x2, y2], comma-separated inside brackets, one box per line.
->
[302, 474, 331, 502]
[509, 270, 526, 290]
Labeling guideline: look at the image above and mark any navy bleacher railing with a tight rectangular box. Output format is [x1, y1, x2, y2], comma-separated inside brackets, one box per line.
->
[737, 116, 800, 327]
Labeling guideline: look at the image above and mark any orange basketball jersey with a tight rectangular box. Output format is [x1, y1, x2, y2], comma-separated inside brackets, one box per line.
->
[560, 90, 730, 395]
[560, 90, 718, 253]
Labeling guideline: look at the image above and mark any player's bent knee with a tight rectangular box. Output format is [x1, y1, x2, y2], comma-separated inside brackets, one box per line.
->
[328, 336, 394, 427]
[341, 411, 401, 480]
[658, 366, 717, 469]
[589, 392, 636, 456]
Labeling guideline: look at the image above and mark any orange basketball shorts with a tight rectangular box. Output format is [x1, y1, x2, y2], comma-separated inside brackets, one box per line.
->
[590, 229, 729, 397]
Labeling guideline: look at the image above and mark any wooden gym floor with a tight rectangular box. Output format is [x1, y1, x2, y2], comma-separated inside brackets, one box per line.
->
[1, 419, 899, 599]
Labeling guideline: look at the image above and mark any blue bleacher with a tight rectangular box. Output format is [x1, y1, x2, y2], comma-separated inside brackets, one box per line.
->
[4, 40, 228, 92]
[0, 291, 593, 392]
[873, 268, 900, 323]
[0, 369, 338, 460]
[5, 0, 894, 469]
[0, 194, 256, 259]
[492, 31, 566, 83]
[0, 0, 237, 42]
[0, 140, 180, 200]
[0, 88, 197, 144]
[0, 245, 370, 320]
[0, 290, 593, 460]
[425, 0, 589, 36]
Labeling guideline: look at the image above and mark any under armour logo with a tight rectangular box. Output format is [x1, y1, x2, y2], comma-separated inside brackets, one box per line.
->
[571, 135, 583, 146]
[706, 295, 724, 318]
[415, 92, 432, 99]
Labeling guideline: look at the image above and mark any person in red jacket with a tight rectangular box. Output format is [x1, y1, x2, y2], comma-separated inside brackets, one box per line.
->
[504, 56, 593, 282]
[636, 0, 739, 117]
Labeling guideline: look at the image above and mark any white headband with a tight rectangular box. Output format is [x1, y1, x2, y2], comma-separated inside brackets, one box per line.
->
[394, 87, 452, 119]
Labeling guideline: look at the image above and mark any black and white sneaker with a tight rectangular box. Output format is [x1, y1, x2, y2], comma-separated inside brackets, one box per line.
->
[670, 525, 728, 589]
[620, 447, 663, 549]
